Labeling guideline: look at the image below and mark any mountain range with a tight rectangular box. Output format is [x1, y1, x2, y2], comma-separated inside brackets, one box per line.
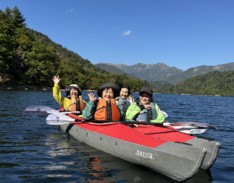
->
[1, 6, 233, 96]
[95, 62, 234, 84]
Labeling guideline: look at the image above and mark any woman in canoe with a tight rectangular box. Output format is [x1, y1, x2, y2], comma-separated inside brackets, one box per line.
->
[52, 75, 86, 112]
[116, 85, 134, 120]
[125, 86, 166, 123]
[82, 83, 121, 121]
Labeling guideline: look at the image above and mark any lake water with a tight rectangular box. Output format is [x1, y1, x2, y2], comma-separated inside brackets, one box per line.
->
[0, 90, 233, 183]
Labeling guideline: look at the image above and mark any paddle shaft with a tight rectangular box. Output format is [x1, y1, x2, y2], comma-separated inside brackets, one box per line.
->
[69, 118, 215, 129]
[26, 105, 216, 130]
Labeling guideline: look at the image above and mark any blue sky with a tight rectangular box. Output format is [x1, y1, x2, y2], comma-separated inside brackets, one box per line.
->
[1, 0, 234, 70]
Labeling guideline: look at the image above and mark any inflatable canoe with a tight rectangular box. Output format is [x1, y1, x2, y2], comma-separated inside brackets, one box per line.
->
[52, 115, 220, 182]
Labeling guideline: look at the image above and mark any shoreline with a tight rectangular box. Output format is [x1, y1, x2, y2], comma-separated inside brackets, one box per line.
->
[0, 84, 51, 91]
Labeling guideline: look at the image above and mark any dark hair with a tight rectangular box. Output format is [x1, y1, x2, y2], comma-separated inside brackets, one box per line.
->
[97, 83, 120, 98]
[120, 85, 131, 95]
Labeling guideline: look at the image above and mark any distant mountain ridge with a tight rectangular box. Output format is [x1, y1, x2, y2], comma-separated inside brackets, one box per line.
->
[95, 63, 129, 75]
[168, 62, 234, 84]
[96, 63, 183, 82]
[95, 62, 234, 84]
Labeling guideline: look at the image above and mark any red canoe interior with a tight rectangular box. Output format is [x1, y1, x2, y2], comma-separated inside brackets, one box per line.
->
[74, 123, 194, 148]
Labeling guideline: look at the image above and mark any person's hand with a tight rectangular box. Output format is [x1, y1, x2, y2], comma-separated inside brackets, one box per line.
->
[52, 75, 60, 84]
[88, 92, 97, 102]
[128, 95, 134, 103]
[131, 124, 138, 128]
[144, 104, 151, 110]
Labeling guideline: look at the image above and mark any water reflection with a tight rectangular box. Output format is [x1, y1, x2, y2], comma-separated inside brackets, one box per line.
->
[2, 91, 228, 182]
[43, 131, 212, 183]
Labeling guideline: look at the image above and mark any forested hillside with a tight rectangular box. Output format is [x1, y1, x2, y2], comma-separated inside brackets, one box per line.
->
[167, 63, 234, 84]
[159, 71, 234, 96]
[0, 7, 145, 90]
[1, 7, 234, 96]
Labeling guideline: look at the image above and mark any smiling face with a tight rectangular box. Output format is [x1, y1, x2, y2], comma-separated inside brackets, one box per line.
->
[70, 88, 79, 97]
[120, 88, 129, 99]
[139, 92, 151, 105]
[102, 88, 114, 101]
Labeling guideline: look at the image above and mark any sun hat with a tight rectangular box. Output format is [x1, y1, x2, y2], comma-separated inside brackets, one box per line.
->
[97, 83, 120, 98]
[65, 84, 82, 96]
[139, 86, 153, 98]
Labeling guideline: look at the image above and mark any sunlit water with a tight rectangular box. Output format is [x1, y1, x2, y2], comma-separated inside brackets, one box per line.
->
[0, 90, 233, 183]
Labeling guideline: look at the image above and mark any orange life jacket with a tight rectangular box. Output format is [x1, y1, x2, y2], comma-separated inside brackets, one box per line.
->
[94, 98, 120, 121]
[68, 98, 86, 112]
[79, 99, 86, 111]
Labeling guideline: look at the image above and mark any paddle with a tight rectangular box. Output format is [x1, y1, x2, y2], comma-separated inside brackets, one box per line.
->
[24, 105, 80, 114]
[166, 122, 217, 130]
[47, 110, 80, 114]
[25, 106, 215, 134]
[24, 105, 55, 112]
[46, 113, 216, 128]
[45, 113, 213, 135]
[179, 129, 207, 135]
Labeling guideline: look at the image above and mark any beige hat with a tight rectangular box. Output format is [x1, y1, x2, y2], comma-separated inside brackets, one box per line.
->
[65, 84, 82, 96]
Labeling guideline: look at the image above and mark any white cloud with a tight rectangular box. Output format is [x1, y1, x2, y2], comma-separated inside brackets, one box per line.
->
[122, 30, 132, 36]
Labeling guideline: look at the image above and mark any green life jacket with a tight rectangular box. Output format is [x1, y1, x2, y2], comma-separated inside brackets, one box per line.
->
[136, 103, 157, 122]
[126, 102, 165, 123]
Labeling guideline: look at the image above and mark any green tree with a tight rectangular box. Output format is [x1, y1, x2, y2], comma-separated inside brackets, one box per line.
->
[24, 42, 59, 86]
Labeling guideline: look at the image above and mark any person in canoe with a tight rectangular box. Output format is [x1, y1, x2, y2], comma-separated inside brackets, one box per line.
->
[52, 75, 86, 113]
[125, 86, 166, 123]
[82, 83, 121, 121]
[116, 85, 134, 120]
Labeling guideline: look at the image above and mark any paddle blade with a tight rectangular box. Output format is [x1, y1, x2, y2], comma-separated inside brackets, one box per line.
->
[169, 122, 218, 130]
[179, 128, 207, 135]
[47, 110, 80, 114]
[46, 113, 74, 122]
[46, 120, 71, 125]
[24, 105, 54, 112]
[46, 113, 75, 125]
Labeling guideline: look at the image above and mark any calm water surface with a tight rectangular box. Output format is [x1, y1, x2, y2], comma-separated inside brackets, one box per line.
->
[0, 90, 233, 183]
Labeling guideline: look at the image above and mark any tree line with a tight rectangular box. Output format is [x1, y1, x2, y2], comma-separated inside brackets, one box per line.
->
[1, 7, 233, 96]
[0, 7, 146, 91]
[158, 71, 234, 96]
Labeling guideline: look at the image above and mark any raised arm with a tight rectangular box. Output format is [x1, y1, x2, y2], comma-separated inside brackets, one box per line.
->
[52, 75, 63, 105]
[82, 92, 97, 120]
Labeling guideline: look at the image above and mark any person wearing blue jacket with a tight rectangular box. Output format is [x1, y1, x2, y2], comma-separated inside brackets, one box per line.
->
[116, 86, 134, 120]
